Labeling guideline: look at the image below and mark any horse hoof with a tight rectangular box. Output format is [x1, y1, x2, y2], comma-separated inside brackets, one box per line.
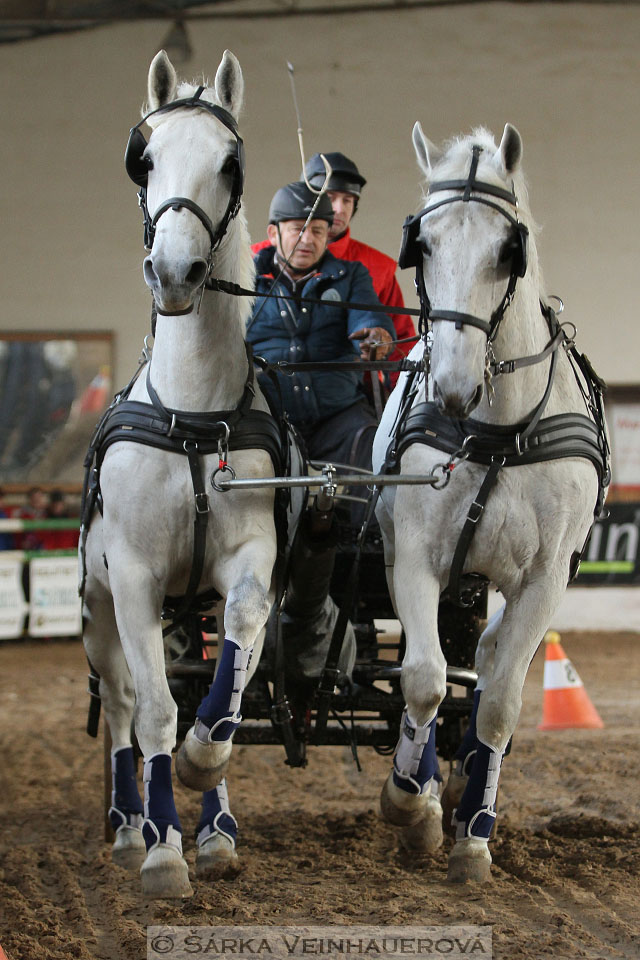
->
[447, 838, 492, 883]
[196, 834, 240, 880]
[380, 773, 430, 827]
[399, 795, 444, 855]
[141, 844, 193, 899]
[441, 770, 468, 838]
[175, 727, 232, 792]
[111, 826, 146, 871]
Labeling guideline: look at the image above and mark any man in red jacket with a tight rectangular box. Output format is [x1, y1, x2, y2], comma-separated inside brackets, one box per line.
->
[303, 151, 415, 381]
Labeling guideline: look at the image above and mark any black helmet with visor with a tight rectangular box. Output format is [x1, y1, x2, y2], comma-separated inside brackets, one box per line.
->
[268, 181, 334, 225]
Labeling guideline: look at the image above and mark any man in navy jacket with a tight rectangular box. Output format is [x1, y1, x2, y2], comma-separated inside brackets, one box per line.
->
[247, 181, 394, 472]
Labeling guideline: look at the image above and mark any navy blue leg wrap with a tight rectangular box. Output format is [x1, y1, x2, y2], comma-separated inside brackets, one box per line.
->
[392, 710, 441, 795]
[196, 638, 251, 741]
[196, 779, 238, 847]
[109, 746, 143, 833]
[454, 740, 503, 841]
[142, 753, 183, 853]
[454, 688, 482, 775]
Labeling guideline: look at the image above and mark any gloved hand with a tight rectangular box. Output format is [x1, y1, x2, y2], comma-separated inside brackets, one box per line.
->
[349, 326, 393, 360]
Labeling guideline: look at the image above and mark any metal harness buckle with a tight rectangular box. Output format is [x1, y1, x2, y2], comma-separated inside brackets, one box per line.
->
[515, 433, 527, 456]
[468, 501, 484, 524]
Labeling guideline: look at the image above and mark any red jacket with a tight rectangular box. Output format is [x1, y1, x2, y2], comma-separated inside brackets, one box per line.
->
[252, 230, 416, 381]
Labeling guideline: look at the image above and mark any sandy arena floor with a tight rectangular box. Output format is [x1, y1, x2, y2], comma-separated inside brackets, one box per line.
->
[0, 632, 638, 960]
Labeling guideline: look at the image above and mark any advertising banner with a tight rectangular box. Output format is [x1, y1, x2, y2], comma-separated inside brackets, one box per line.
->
[28, 556, 82, 637]
[0, 555, 28, 639]
[576, 502, 640, 585]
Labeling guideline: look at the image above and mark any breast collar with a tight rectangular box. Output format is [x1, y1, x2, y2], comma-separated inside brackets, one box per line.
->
[86, 342, 285, 474]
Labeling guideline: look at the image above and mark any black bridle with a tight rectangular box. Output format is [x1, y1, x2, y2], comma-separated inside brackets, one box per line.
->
[124, 86, 245, 278]
[399, 145, 529, 343]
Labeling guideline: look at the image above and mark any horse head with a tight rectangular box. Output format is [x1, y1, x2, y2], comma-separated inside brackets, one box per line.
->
[411, 123, 529, 419]
[133, 50, 246, 316]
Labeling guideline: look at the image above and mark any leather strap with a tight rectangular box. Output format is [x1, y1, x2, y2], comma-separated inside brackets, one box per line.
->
[164, 441, 210, 632]
[490, 326, 565, 376]
[447, 458, 503, 606]
[430, 310, 492, 335]
[206, 275, 422, 318]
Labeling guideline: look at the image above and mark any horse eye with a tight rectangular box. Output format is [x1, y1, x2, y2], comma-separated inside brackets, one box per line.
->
[142, 153, 154, 171]
[221, 155, 236, 176]
[499, 238, 517, 265]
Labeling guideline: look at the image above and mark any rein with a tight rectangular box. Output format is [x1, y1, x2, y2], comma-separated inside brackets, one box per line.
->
[206, 275, 422, 319]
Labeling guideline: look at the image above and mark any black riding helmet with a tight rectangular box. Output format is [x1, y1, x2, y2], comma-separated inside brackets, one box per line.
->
[304, 152, 367, 198]
[268, 181, 334, 225]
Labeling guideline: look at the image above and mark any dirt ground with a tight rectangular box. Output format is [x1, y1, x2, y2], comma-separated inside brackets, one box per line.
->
[0, 631, 638, 960]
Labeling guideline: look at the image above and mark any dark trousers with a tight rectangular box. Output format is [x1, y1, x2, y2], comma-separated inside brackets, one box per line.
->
[297, 398, 378, 530]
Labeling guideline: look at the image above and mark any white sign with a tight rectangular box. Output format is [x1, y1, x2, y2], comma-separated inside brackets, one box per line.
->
[0, 554, 28, 639]
[609, 402, 640, 489]
[29, 556, 82, 637]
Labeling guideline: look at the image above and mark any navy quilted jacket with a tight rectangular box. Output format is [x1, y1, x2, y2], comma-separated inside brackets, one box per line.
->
[247, 247, 393, 428]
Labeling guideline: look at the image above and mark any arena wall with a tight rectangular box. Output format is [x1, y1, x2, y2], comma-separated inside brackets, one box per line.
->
[1, 5, 638, 387]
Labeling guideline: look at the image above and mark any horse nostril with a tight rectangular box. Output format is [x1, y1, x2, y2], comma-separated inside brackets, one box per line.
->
[471, 382, 484, 408]
[143, 257, 158, 287]
[185, 259, 208, 287]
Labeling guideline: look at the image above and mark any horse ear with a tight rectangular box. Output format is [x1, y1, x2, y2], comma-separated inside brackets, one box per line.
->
[412, 122, 441, 177]
[214, 50, 244, 118]
[147, 50, 178, 111]
[494, 123, 523, 176]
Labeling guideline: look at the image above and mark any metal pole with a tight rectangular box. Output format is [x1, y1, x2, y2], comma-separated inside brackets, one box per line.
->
[214, 472, 440, 492]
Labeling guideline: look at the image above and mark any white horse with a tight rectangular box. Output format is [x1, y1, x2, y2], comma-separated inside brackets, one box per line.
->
[373, 124, 608, 882]
[82, 50, 279, 898]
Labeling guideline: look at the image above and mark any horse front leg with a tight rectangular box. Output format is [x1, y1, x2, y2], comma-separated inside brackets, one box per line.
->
[441, 605, 504, 836]
[107, 563, 192, 899]
[82, 572, 146, 871]
[447, 579, 563, 883]
[176, 543, 273, 794]
[380, 556, 446, 857]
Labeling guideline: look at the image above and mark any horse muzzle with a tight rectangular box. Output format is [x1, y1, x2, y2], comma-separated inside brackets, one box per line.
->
[143, 253, 209, 315]
[433, 379, 484, 420]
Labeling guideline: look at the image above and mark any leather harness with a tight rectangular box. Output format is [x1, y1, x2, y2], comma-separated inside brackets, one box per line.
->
[79, 343, 287, 629]
[384, 308, 610, 606]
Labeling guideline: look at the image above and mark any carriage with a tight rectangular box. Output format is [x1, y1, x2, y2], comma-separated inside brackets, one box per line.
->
[158, 511, 483, 767]
[81, 48, 608, 898]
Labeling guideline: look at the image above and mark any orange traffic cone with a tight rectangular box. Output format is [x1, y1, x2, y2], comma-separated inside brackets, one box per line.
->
[538, 630, 604, 730]
[0, 943, 9, 959]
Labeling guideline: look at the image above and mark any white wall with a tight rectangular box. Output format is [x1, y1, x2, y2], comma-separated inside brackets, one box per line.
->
[1, 5, 639, 387]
